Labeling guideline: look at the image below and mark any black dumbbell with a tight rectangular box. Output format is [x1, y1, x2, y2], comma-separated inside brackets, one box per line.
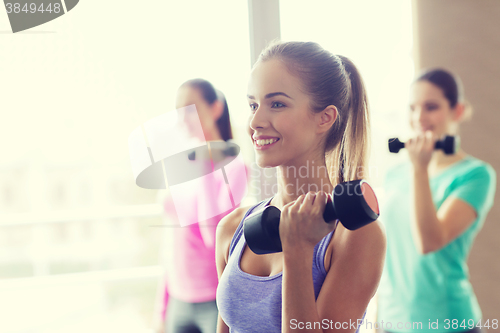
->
[243, 179, 380, 255]
[388, 135, 459, 155]
[188, 141, 239, 161]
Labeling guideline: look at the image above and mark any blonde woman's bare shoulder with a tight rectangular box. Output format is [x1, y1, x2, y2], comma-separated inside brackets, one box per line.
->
[335, 219, 386, 247]
[218, 206, 252, 234]
[330, 220, 386, 267]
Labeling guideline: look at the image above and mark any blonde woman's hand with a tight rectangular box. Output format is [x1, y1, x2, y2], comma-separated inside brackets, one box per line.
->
[279, 191, 334, 254]
[406, 131, 438, 172]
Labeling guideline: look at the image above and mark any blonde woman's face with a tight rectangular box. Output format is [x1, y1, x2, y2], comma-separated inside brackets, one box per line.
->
[246, 59, 322, 168]
[409, 81, 457, 137]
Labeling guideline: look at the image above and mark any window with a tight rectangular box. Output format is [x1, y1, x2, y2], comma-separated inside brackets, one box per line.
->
[0, 1, 250, 331]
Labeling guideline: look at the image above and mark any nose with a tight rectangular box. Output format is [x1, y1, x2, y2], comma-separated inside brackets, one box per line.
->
[249, 106, 267, 130]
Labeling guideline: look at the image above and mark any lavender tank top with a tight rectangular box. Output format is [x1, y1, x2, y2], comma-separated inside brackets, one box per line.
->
[217, 197, 362, 333]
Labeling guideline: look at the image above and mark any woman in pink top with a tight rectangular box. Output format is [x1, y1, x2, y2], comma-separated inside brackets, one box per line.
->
[153, 79, 248, 333]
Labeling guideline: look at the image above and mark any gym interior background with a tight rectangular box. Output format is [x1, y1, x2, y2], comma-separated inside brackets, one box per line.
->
[0, 0, 498, 332]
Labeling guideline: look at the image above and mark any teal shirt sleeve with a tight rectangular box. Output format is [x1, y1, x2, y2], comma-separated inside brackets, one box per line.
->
[448, 163, 496, 218]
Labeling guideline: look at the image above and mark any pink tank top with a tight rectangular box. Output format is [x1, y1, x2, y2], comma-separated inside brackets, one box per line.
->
[161, 156, 248, 317]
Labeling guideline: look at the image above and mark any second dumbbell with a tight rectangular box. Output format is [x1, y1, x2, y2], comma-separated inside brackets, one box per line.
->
[388, 135, 459, 155]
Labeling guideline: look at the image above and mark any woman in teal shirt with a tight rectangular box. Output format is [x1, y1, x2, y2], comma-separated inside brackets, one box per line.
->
[377, 68, 496, 333]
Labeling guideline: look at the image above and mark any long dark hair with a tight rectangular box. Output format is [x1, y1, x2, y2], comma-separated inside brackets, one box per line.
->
[256, 41, 370, 185]
[181, 79, 233, 141]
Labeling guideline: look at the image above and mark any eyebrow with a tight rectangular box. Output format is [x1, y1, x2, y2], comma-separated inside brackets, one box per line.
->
[410, 100, 441, 106]
[247, 92, 293, 100]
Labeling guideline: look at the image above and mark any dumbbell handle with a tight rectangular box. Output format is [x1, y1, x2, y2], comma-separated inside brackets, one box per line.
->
[188, 142, 238, 161]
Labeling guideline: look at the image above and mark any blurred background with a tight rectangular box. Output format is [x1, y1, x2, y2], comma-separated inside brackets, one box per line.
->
[0, 0, 498, 332]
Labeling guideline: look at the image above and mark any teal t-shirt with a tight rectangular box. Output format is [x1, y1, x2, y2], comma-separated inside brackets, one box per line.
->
[377, 155, 496, 333]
